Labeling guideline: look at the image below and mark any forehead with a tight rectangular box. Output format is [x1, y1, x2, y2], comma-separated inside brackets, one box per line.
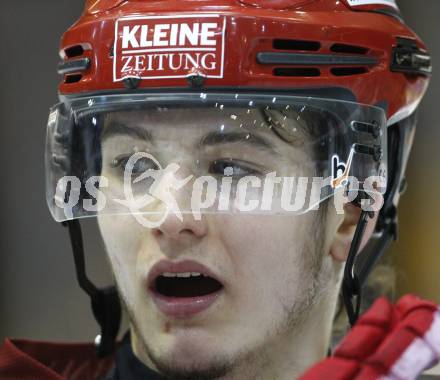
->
[106, 107, 265, 132]
[102, 105, 312, 145]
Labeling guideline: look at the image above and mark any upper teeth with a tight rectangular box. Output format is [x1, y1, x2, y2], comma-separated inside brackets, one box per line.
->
[161, 272, 203, 278]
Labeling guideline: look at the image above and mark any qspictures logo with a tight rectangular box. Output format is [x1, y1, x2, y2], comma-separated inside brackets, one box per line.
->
[113, 14, 226, 81]
[54, 152, 386, 228]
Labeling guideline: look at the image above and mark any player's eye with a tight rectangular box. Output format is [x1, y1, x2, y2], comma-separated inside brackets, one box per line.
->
[209, 159, 261, 177]
[111, 154, 160, 175]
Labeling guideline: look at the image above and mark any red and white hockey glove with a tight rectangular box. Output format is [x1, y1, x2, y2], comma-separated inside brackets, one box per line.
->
[299, 295, 440, 380]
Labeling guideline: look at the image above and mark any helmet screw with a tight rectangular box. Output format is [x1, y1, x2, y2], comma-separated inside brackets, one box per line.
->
[187, 74, 206, 88]
[123, 77, 140, 90]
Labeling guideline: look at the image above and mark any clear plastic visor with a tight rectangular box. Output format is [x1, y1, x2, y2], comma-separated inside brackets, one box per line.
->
[46, 93, 387, 225]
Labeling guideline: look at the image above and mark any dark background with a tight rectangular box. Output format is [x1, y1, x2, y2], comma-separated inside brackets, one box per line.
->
[1, 1, 439, 343]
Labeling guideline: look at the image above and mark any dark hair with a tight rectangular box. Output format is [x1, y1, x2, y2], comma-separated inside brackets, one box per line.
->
[260, 106, 346, 177]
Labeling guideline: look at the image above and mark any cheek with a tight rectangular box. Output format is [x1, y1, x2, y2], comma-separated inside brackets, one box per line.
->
[216, 214, 316, 305]
[97, 215, 153, 303]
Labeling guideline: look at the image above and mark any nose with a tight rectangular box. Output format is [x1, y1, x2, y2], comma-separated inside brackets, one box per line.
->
[149, 162, 208, 249]
[152, 212, 208, 243]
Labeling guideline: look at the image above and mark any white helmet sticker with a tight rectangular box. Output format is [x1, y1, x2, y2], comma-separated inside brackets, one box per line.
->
[346, 0, 398, 9]
[113, 14, 226, 82]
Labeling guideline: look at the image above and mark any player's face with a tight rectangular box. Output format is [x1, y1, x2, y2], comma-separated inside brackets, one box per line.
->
[98, 108, 340, 378]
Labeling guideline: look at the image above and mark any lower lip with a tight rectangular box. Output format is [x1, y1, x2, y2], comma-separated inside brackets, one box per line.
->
[149, 289, 223, 319]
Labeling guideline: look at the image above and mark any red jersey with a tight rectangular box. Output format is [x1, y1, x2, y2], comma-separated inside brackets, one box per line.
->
[0, 338, 114, 380]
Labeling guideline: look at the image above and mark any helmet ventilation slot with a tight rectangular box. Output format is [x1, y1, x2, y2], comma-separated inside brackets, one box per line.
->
[330, 67, 368, 76]
[330, 44, 369, 55]
[273, 67, 320, 77]
[259, 40, 376, 77]
[65, 45, 85, 58]
[64, 74, 83, 84]
[273, 39, 321, 51]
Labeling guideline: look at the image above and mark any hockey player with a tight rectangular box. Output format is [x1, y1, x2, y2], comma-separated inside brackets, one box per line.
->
[1, 1, 438, 379]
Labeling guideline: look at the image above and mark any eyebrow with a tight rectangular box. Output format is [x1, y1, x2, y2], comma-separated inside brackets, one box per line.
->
[101, 121, 153, 143]
[199, 131, 279, 155]
[101, 120, 279, 155]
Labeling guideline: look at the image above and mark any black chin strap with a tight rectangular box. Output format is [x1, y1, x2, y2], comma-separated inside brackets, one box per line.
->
[62, 220, 121, 357]
[342, 207, 397, 326]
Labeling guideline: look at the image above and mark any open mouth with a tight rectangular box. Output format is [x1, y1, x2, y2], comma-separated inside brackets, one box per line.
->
[147, 261, 224, 318]
[154, 273, 223, 298]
